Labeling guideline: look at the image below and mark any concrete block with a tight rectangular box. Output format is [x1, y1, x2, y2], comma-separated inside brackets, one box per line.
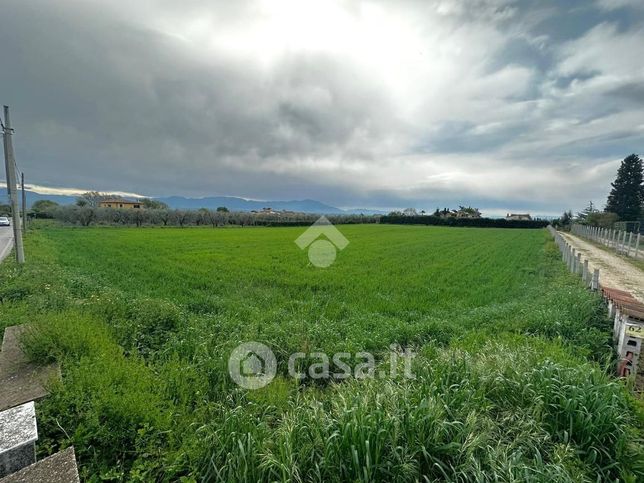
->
[0, 402, 37, 478]
[617, 317, 644, 355]
[608, 300, 616, 320]
[0, 326, 60, 412]
[618, 335, 642, 378]
[0, 447, 79, 483]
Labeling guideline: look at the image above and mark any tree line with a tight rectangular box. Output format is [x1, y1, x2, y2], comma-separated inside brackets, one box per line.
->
[380, 214, 548, 229]
[554, 153, 643, 229]
[32, 203, 378, 227]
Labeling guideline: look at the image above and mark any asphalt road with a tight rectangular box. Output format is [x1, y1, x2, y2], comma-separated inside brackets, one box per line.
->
[0, 226, 14, 262]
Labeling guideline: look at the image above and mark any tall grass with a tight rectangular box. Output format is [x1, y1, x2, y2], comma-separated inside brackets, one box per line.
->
[0, 223, 641, 481]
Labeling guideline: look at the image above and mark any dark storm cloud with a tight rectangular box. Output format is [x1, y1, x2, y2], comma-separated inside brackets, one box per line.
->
[1, 0, 643, 214]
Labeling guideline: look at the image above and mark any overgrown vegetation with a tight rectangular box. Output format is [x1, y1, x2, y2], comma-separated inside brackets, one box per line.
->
[0, 223, 642, 481]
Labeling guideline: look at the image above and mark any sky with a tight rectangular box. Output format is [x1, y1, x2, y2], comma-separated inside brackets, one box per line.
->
[1, 0, 643, 216]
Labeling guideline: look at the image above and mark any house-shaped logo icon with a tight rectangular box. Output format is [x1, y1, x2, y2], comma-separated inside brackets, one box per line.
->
[228, 342, 277, 389]
[241, 352, 265, 377]
[295, 216, 349, 267]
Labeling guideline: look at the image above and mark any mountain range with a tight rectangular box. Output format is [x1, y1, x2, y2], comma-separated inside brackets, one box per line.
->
[15, 190, 385, 215]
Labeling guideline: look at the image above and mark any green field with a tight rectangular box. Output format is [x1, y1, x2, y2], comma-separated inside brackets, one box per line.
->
[0, 223, 642, 481]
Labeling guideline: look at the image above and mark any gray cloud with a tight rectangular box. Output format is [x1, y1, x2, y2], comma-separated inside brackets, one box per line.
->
[1, 0, 643, 214]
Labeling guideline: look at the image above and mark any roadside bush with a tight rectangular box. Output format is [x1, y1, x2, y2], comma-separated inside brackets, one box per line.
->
[36, 352, 171, 480]
[22, 311, 172, 480]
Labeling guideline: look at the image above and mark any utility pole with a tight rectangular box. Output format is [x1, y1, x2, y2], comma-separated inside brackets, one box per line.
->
[21, 172, 26, 235]
[2, 105, 25, 264]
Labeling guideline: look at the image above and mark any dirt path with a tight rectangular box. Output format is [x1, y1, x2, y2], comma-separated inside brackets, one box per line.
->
[561, 232, 644, 303]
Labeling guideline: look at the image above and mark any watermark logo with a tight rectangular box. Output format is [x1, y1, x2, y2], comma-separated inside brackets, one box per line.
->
[228, 342, 277, 389]
[295, 216, 349, 268]
[229, 342, 415, 389]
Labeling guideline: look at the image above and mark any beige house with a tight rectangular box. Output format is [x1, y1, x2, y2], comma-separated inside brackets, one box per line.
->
[456, 208, 481, 219]
[99, 199, 143, 210]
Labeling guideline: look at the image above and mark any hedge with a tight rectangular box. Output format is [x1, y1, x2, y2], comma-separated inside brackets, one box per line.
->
[380, 215, 549, 229]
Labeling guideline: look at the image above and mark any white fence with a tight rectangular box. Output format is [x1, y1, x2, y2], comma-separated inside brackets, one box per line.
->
[549, 226, 644, 384]
[548, 226, 600, 290]
[571, 223, 641, 259]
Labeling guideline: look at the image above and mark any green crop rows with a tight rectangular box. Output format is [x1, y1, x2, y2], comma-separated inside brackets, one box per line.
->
[0, 223, 642, 481]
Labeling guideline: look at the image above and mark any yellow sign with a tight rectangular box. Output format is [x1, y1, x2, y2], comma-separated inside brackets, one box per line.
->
[625, 325, 644, 338]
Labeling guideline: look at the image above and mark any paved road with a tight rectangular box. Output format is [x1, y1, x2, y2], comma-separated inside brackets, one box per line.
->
[0, 226, 13, 263]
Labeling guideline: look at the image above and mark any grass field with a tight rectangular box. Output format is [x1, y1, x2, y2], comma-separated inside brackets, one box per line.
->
[0, 223, 642, 481]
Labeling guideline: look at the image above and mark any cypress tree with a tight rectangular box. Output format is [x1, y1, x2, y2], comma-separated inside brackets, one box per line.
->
[606, 154, 643, 220]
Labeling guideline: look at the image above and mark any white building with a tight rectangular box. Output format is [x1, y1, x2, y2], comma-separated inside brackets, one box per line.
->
[506, 213, 532, 221]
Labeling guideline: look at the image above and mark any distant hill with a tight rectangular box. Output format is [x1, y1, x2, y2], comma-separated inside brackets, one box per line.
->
[23, 191, 77, 207]
[19, 189, 385, 215]
[155, 196, 345, 213]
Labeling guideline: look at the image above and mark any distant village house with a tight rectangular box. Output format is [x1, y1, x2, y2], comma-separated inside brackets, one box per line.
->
[438, 207, 482, 219]
[99, 199, 143, 210]
[455, 207, 481, 219]
[506, 213, 532, 221]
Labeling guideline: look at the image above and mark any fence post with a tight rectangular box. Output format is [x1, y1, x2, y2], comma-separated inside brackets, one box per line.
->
[622, 230, 627, 254]
[570, 248, 576, 271]
[576, 253, 582, 275]
[583, 259, 589, 284]
[614, 229, 619, 251]
[636, 233, 641, 259]
[591, 269, 599, 291]
[572, 249, 578, 273]
[626, 232, 633, 257]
